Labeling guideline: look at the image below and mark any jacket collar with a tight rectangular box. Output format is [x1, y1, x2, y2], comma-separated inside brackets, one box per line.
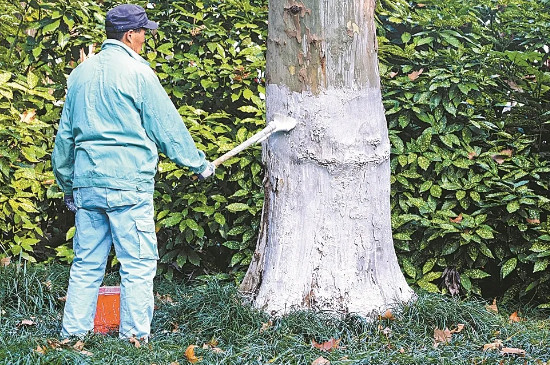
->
[101, 39, 150, 66]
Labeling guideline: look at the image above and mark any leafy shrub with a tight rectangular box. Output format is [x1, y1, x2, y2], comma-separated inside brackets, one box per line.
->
[0, 0, 268, 280]
[377, 0, 550, 306]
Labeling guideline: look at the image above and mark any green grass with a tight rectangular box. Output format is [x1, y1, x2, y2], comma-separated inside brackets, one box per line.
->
[0, 263, 548, 365]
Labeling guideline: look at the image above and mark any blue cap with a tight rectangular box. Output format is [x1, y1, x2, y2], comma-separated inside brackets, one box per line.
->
[105, 4, 158, 33]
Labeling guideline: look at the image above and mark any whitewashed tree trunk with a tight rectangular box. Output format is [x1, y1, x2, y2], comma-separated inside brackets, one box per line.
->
[240, 0, 414, 317]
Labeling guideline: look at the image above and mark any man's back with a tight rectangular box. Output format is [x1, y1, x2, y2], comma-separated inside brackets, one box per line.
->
[64, 40, 159, 192]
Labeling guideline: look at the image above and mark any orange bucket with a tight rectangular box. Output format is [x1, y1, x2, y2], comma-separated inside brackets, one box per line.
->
[94, 286, 120, 334]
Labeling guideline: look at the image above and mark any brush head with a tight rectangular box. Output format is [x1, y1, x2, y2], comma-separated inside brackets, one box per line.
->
[271, 113, 297, 133]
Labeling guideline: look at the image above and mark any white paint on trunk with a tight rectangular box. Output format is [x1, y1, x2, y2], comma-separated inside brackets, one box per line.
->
[241, 84, 414, 316]
[239, 0, 414, 318]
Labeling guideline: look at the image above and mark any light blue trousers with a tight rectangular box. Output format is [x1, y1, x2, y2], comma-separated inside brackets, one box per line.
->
[61, 187, 158, 340]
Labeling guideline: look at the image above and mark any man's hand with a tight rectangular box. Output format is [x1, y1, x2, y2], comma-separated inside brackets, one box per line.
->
[64, 194, 77, 213]
[197, 162, 216, 180]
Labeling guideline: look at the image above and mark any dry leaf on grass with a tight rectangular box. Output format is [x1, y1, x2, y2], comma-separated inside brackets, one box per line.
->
[486, 298, 498, 313]
[19, 319, 36, 326]
[451, 324, 465, 333]
[260, 320, 273, 333]
[185, 345, 201, 363]
[128, 337, 141, 349]
[312, 338, 341, 352]
[380, 309, 395, 320]
[509, 311, 521, 323]
[483, 339, 503, 351]
[202, 342, 224, 354]
[0, 257, 11, 267]
[170, 321, 180, 333]
[433, 328, 452, 347]
[155, 293, 175, 304]
[58, 296, 67, 302]
[311, 356, 330, 365]
[79, 350, 93, 356]
[34, 345, 47, 355]
[73, 340, 85, 351]
[500, 347, 526, 356]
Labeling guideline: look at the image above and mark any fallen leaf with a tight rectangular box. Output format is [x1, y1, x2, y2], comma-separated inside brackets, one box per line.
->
[185, 345, 201, 363]
[170, 362, 180, 365]
[155, 293, 174, 304]
[129, 337, 141, 349]
[80, 350, 93, 356]
[19, 319, 35, 326]
[211, 347, 224, 354]
[408, 68, 424, 81]
[433, 328, 452, 347]
[500, 149, 513, 157]
[73, 340, 85, 351]
[0, 257, 11, 267]
[170, 321, 180, 333]
[380, 309, 395, 320]
[501, 347, 526, 356]
[467, 151, 477, 160]
[35, 345, 46, 354]
[207, 338, 218, 347]
[60, 338, 71, 346]
[312, 338, 341, 352]
[509, 311, 521, 323]
[58, 296, 67, 302]
[483, 339, 503, 351]
[526, 218, 540, 224]
[450, 323, 465, 333]
[389, 71, 398, 78]
[486, 298, 498, 313]
[260, 320, 272, 333]
[399, 347, 405, 353]
[312, 356, 330, 365]
[450, 214, 463, 223]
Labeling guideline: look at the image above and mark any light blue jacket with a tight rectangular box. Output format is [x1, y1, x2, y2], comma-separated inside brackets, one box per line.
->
[52, 40, 209, 194]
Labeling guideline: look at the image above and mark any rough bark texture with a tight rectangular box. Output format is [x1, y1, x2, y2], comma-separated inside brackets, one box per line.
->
[240, 0, 414, 317]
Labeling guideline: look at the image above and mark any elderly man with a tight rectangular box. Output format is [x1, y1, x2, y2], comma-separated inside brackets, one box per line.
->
[52, 4, 215, 341]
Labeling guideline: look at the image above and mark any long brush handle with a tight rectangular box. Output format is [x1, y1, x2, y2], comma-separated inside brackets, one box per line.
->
[212, 124, 276, 167]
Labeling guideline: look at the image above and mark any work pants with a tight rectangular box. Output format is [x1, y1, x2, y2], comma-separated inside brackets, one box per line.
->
[61, 187, 158, 340]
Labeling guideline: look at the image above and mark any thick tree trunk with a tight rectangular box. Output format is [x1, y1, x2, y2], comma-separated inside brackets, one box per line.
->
[240, 0, 414, 317]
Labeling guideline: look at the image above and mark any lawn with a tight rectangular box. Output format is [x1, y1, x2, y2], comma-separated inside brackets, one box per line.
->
[0, 263, 548, 365]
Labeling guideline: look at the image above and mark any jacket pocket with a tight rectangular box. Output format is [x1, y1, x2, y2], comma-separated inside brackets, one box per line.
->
[136, 219, 158, 260]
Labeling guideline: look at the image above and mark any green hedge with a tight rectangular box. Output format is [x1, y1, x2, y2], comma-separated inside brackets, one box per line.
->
[0, 0, 548, 305]
[378, 0, 550, 306]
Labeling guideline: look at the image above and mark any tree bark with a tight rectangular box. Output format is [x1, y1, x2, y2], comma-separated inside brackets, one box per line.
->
[240, 0, 414, 317]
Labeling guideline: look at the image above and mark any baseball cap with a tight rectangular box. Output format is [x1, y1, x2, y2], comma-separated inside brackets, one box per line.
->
[105, 4, 158, 33]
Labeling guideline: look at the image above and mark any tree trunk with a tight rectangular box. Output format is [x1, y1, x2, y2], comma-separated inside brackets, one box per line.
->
[240, 0, 414, 317]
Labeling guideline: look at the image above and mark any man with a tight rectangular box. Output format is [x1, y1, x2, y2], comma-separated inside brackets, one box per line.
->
[52, 4, 215, 341]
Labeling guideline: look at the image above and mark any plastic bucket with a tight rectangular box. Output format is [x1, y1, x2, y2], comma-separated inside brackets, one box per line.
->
[94, 286, 120, 334]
